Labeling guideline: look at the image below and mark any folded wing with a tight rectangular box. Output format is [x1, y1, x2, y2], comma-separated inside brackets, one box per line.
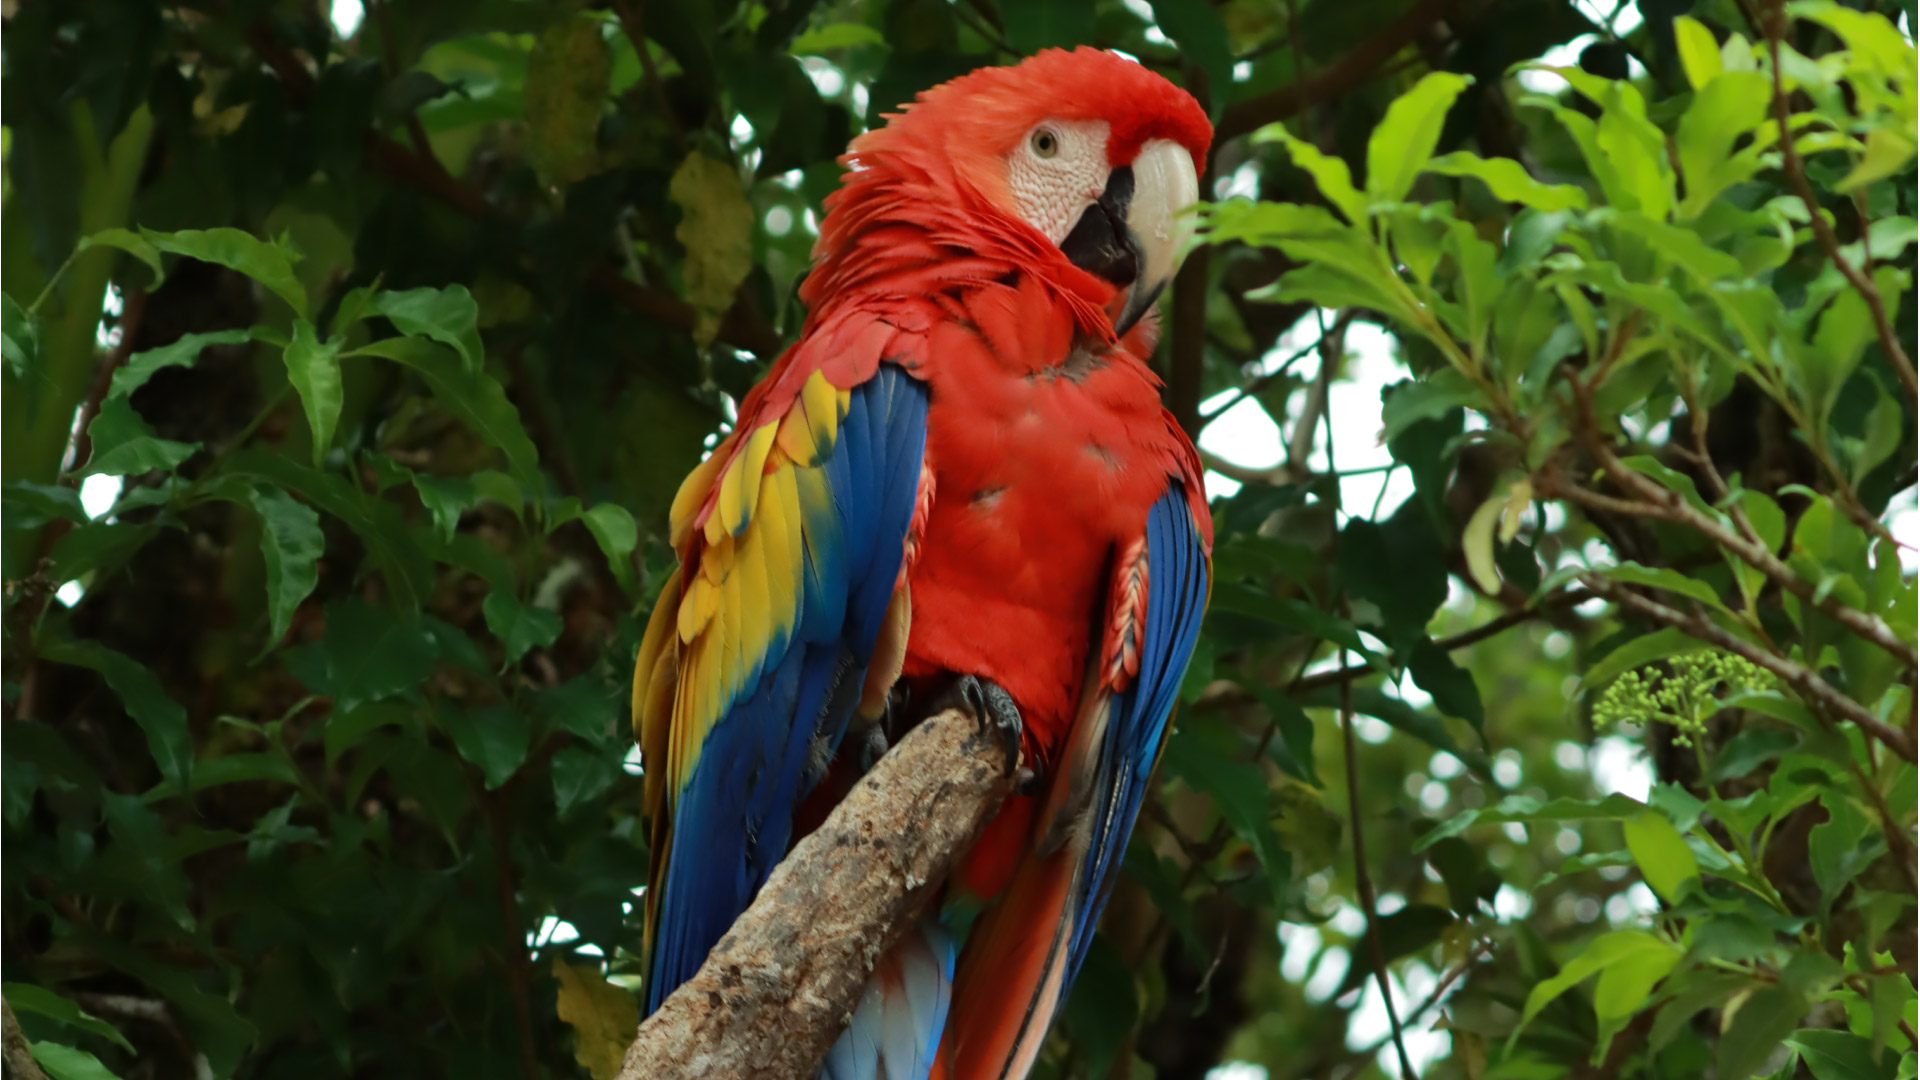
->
[633, 329, 930, 1013]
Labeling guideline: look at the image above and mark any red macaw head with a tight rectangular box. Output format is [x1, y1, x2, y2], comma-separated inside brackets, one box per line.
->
[828, 47, 1213, 337]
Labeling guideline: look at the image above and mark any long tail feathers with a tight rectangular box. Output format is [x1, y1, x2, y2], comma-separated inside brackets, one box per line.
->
[822, 920, 956, 1080]
[930, 846, 1081, 1080]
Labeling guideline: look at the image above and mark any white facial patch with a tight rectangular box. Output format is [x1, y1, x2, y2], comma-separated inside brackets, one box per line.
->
[1006, 119, 1112, 244]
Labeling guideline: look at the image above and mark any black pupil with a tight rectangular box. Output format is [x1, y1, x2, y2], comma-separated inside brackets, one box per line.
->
[1038, 133, 1053, 152]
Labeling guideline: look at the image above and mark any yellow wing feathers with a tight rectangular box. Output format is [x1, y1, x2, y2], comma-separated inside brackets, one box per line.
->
[635, 370, 855, 806]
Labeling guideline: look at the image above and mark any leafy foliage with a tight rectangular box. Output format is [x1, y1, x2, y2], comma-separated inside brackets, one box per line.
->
[1, 1, 1913, 1079]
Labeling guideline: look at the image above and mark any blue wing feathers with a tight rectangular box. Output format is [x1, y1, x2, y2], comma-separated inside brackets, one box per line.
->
[1063, 485, 1209, 984]
[647, 367, 929, 1014]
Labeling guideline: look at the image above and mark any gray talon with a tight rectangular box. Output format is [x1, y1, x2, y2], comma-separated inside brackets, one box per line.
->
[940, 674, 1025, 773]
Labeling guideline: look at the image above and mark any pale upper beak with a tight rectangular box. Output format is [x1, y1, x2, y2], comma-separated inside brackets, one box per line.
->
[1057, 138, 1201, 337]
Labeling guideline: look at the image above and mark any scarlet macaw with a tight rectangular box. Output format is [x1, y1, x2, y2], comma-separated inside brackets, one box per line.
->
[632, 47, 1213, 1079]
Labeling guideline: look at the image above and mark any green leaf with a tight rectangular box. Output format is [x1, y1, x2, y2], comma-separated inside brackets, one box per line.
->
[1366, 72, 1474, 206]
[2, 292, 40, 381]
[582, 503, 638, 580]
[283, 319, 343, 464]
[1581, 628, 1708, 691]
[412, 473, 476, 543]
[1807, 288, 1875, 430]
[1516, 929, 1680, 1034]
[551, 744, 619, 817]
[1650, 972, 1755, 1052]
[1257, 126, 1366, 223]
[1835, 127, 1917, 193]
[1852, 381, 1906, 484]
[1408, 639, 1484, 732]
[371, 285, 484, 371]
[81, 396, 197, 476]
[142, 227, 307, 318]
[1596, 81, 1676, 219]
[351, 336, 543, 499]
[1719, 986, 1808, 1078]
[223, 451, 435, 609]
[1237, 677, 1320, 786]
[41, 638, 191, 789]
[1426, 151, 1588, 212]
[80, 225, 165, 286]
[143, 752, 300, 801]
[2, 984, 135, 1051]
[108, 329, 252, 400]
[1674, 16, 1725, 89]
[1381, 370, 1481, 443]
[1162, 720, 1291, 904]
[439, 702, 529, 789]
[669, 150, 755, 347]
[320, 600, 436, 713]
[525, 13, 611, 190]
[4, 480, 88, 530]
[249, 485, 323, 651]
[789, 23, 887, 53]
[1675, 72, 1774, 217]
[483, 589, 563, 665]
[1710, 727, 1799, 783]
[48, 521, 156, 585]
[534, 677, 622, 745]
[1623, 811, 1699, 902]
[324, 702, 410, 764]
[1418, 792, 1650, 850]
[1810, 791, 1874, 907]
[1787, 1029, 1901, 1080]
[1599, 562, 1729, 611]
[1060, 933, 1139, 1079]
[29, 1041, 122, 1080]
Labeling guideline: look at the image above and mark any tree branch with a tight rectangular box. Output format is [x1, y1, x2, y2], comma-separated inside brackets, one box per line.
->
[1215, 0, 1464, 143]
[1764, 8, 1918, 400]
[1578, 575, 1916, 762]
[620, 707, 1020, 1080]
[2, 997, 47, 1080]
[1556, 387, 1916, 671]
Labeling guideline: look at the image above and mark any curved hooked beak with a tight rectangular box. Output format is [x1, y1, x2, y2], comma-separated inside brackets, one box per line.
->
[1057, 138, 1201, 337]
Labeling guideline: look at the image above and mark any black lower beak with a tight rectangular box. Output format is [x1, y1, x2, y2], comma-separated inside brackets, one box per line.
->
[1060, 166, 1140, 290]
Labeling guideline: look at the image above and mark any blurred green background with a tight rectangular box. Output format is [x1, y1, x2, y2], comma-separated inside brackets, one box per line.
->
[2, 1, 1914, 1078]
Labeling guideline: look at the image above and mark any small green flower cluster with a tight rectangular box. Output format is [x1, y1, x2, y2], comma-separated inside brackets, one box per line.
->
[1593, 652, 1777, 746]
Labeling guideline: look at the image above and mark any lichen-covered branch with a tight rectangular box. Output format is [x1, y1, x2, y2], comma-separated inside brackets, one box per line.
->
[619, 707, 1020, 1080]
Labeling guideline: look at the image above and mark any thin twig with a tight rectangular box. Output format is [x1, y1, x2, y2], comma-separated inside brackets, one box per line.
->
[1345, 939, 1491, 1068]
[1560, 388, 1916, 670]
[68, 287, 149, 472]
[1343, 667, 1418, 1080]
[1198, 317, 1340, 425]
[1, 998, 48, 1080]
[950, 0, 1019, 58]
[1215, 0, 1466, 142]
[1578, 575, 1916, 762]
[1764, 7, 1918, 400]
[1323, 346, 1417, 1080]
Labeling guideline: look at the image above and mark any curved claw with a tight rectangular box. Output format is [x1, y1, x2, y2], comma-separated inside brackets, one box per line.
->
[937, 674, 1025, 774]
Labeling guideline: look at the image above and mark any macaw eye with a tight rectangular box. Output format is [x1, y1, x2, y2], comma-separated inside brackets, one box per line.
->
[1030, 129, 1059, 159]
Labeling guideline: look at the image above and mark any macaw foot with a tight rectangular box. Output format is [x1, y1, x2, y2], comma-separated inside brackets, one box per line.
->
[856, 723, 890, 773]
[936, 674, 1027, 783]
